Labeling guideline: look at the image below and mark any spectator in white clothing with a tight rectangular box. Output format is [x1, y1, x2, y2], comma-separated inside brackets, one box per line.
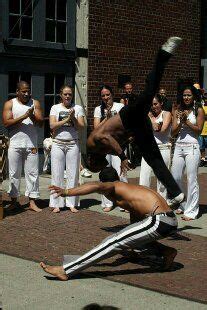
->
[171, 85, 204, 221]
[49, 85, 85, 213]
[94, 84, 128, 212]
[2, 81, 43, 212]
[139, 94, 172, 199]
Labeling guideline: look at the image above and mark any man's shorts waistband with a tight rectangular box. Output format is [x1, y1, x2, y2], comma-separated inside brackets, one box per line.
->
[155, 211, 175, 218]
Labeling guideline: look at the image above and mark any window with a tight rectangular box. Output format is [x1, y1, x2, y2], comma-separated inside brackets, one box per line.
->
[44, 73, 66, 137]
[8, 72, 31, 99]
[45, 0, 67, 43]
[9, 0, 33, 40]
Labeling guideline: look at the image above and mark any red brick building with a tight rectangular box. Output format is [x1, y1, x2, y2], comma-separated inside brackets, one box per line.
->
[0, 0, 201, 167]
[87, 0, 201, 127]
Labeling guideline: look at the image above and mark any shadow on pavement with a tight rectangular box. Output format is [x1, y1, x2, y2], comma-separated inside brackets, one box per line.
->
[79, 198, 101, 210]
[198, 204, 207, 218]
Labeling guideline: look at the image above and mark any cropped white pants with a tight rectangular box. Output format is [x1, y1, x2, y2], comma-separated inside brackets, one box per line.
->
[50, 140, 80, 209]
[8, 147, 39, 198]
[171, 143, 200, 219]
[101, 154, 128, 208]
[139, 144, 171, 199]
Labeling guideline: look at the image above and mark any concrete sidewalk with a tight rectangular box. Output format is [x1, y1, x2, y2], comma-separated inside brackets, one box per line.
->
[1, 254, 206, 310]
[1, 167, 207, 309]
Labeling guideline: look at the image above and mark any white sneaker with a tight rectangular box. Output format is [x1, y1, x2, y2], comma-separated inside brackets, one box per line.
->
[167, 193, 184, 207]
[80, 168, 92, 178]
[161, 36, 182, 55]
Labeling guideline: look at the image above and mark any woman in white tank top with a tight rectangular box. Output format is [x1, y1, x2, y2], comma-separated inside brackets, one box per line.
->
[171, 85, 205, 220]
[94, 85, 128, 212]
[139, 94, 172, 199]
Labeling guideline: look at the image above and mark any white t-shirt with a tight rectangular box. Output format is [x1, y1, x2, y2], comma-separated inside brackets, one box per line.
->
[94, 102, 124, 119]
[9, 98, 38, 148]
[50, 102, 84, 141]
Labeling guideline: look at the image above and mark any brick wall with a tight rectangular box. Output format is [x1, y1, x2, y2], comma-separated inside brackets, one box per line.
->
[88, 0, 201, 128]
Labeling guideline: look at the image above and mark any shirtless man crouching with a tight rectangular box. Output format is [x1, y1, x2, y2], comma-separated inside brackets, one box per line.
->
[40, 167, 178, 281]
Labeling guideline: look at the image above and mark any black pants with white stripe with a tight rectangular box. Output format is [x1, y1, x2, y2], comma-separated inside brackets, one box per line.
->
[63, 212, 178, 277]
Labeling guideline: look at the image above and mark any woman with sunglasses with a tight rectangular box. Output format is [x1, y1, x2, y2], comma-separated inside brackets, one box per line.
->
[49, 85, 85, 213]
[171, 85, 204, 220]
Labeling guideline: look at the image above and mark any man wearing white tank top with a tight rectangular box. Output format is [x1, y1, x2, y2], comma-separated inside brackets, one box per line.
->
[2, 81, 43, 212]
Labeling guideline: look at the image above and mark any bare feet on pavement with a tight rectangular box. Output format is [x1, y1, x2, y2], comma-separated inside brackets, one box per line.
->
[29, 201, 42, 212]
[103, 207, 113, 212]
[181, 215, 194, 221]
[70, 207, 79, 213]
[40, 262, 68, 280]
[52, 207, 60, 213]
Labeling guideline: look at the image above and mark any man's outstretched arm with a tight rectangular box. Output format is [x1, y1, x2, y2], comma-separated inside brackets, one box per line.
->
[49, 182, 115, 198]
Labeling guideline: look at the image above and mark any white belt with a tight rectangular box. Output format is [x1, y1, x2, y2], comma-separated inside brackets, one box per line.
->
[53, 138, 78, 145]
[158, 143, 171, 150]
[175, 142, 198, 147]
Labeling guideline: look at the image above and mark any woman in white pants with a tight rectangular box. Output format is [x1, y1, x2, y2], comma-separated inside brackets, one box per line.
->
[139, 94, 172, 199]
[171, 85, 204, 221]
[49, 85, 85, 213]
[94, 84, 128, 212]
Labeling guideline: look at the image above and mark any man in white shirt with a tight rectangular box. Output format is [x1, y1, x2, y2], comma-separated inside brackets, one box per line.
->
[2, 81, 43, 212]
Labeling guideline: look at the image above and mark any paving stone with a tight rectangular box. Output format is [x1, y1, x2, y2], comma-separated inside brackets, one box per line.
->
[1, 193, 207, 304]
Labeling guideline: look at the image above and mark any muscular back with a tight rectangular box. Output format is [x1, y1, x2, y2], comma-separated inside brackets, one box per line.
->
[87, 114, 131, 154]
[107, 182, 170, 217]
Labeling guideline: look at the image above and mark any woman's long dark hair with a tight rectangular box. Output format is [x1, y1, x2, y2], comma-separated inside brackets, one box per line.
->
[178, 85, 202, 116]
[99, 84, 114, 121]
[151, 93, 164, 115]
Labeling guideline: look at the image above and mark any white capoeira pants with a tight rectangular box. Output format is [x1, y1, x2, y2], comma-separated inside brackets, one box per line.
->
[8, 147, 39, 198]
[101, 154, 128, 208]
[63, 212, 177, 277]
[139, 144, 171, 199]
[171, 143, 200, 219]
[50, 140, 80, 209]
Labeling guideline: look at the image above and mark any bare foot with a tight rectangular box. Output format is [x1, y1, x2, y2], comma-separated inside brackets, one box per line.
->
[103, 207, 113, 212]
[176, 209, 183, 215]
[162, 248, 177, 271]
[70, 207, 79, 213]
[40, 262, 68, 280]
[29, 201, 42, 212]
[181, 215, 194, 221]
[52, 207, 60, 213]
